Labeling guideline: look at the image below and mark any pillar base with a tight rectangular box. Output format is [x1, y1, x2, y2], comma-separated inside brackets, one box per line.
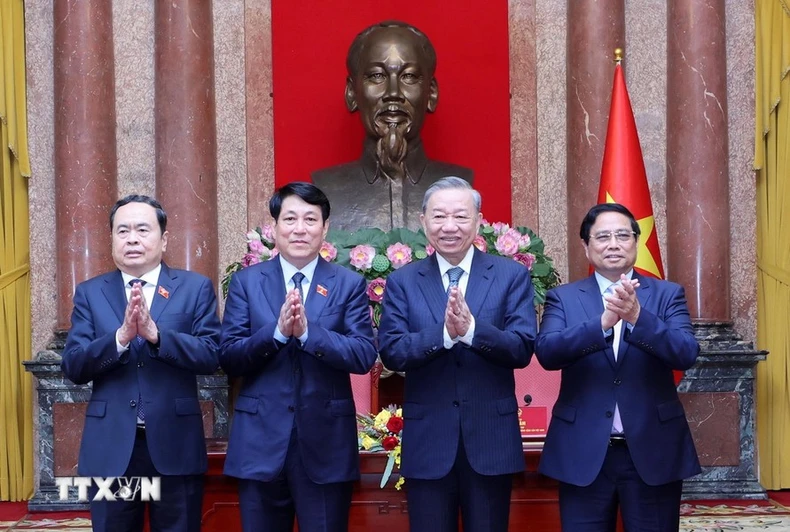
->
[678, 322, 767, 500]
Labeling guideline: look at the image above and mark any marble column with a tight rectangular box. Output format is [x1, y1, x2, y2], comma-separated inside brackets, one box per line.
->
[666, 0, 729, 321]
[53, 0, 118, 330]
[666, 0, 766, 500]
[565, 0, 625, 281]
[154, 0, 219, 280]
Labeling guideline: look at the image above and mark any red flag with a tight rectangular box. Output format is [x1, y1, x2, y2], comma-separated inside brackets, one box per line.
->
[599, 64, 681, 384]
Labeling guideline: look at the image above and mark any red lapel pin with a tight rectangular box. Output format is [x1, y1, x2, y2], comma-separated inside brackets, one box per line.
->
[157, 286, 170, 299]
[316, 285, 328, 297]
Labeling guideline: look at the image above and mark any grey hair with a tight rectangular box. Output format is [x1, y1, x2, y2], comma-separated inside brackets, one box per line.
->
[422, 176, 482, 213]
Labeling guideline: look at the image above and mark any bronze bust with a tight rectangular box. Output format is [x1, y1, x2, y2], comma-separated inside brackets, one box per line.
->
[311, 21, 473, 231]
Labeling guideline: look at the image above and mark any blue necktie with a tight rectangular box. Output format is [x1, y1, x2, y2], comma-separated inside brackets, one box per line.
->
[447, 267, 464, 295]
[129, 279, 146, 421]
[292, 272, 306, 302]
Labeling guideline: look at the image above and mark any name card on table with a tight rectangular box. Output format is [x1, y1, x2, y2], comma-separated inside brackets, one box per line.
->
[519, 406, 548, 437]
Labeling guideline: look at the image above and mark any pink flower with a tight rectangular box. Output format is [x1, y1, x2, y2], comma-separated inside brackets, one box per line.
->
[425, 244, 435, 256]
[473, 235, 488, 252]
[367, 278, 386, 303]
[518, 233, 532, 252]
[492, 222, 510, 236]
[261, 224, 275, 244]
[479, 216, 490, 226]
[246, 230, 261, 242]
[513, 252, 536, 269]
[248, 239, 265, 255]
[349, 245, 376, 271]
[386, 243, 413, 269]
[242, 253, 261, 267]
[495, 229, 521, 257]
[319, 241, 337, 262]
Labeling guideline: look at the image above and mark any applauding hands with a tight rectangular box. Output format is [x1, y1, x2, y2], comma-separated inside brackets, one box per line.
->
[117, 281, 159, 345]
[445, 286, 473, 339]
[601, 274, 641, 331]
[278, 288, 308, 339]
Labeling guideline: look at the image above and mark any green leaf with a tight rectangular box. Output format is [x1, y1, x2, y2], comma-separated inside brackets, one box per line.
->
[381, 454, 396, 488]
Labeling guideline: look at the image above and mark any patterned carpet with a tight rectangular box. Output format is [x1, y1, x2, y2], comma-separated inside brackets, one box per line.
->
[679, 500, 790, 531]
[1, 501, 789, 530]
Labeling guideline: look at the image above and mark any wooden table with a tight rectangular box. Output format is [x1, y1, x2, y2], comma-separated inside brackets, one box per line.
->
[200, 439, 566, 531]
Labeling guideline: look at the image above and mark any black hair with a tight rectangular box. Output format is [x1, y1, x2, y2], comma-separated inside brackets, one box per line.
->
[346, 20, 436, 78]
[269, 182, 331, 222]
[109, 195, 167, 234]
[579, 203, 641, 243]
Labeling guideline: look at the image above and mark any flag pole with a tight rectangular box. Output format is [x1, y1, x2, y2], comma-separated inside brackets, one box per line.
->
[614, 47, 623, 65]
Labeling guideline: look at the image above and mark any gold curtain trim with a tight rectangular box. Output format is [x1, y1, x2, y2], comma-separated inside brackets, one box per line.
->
[0, 264, 30, 291]
[758, 261, 790, 288]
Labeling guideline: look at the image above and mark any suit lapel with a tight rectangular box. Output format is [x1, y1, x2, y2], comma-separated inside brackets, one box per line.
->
[305, 258, 334, 322]
[464, 249, 492, 316]
[417, 255, 446, 323]
[260, 259, 287, 318]
[101, 271, 128, 325]
[150, 263, 178, 322]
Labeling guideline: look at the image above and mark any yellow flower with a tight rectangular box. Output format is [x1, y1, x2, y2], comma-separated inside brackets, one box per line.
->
[395, 477, 405, 490]
[396, 408, 402, 417]
[360, 434, 377, 450]
[374, 409, 392, 429]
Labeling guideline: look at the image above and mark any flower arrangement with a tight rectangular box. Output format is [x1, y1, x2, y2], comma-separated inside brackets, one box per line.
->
[221, 220, 561, 328]
[357, 405, 404, 489]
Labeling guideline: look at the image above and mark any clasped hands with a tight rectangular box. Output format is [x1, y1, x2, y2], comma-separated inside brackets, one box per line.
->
[601, 274, 641, 331]
[278, 289, 308, 339]
[445, 287, 473, 339]
[117, 281, 158, 346]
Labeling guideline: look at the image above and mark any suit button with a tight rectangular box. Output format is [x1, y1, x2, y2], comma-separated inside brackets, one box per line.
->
[130, 400, 137, 408]
[605, 411, 613, 418]
[614, 378, 621, 386]
[288, 405, 295, 412]
[452, 401, 460, 407]
[316, 352, 324, 358]
[137, 362, 144, 368]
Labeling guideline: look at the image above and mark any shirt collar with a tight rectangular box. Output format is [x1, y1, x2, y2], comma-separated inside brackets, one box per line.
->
[279, 255, 320, 284]
[435, 246, 475, 278]
[121, 264, 162, 287]
[594, 269, 634, 295]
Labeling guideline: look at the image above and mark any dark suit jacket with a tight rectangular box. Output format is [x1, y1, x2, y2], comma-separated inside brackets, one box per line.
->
[535, 273, 701, 487]
[61, 263, 221, 477]
[220, 257, 377, 484]
[377, 250, 537, 479]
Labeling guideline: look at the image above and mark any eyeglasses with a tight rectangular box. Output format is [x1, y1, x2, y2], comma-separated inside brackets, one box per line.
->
[591, 230, 636, 244]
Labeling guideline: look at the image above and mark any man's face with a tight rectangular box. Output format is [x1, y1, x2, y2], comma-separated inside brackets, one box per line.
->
[420, 188, 481, 266]
[582, 211, 638, 282]
[274, 195, 329, 269]
[348, 27, 437, 143]
[111, 202, 168, 277]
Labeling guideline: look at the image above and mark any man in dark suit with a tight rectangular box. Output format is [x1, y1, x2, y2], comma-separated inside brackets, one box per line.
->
[220, 182, 377, 532]
[536, 203, 701, 532]
[311, 21, 472, 232]
[378, 176, 536, 532]
[62, 195, 221, 532]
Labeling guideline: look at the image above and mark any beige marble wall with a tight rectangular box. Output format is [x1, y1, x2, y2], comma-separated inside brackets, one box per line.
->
[25, 0, 758, 356]
[725, 0, 757, 342]
[214, 0, 249, 312]
[26, 0, 56, 357]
